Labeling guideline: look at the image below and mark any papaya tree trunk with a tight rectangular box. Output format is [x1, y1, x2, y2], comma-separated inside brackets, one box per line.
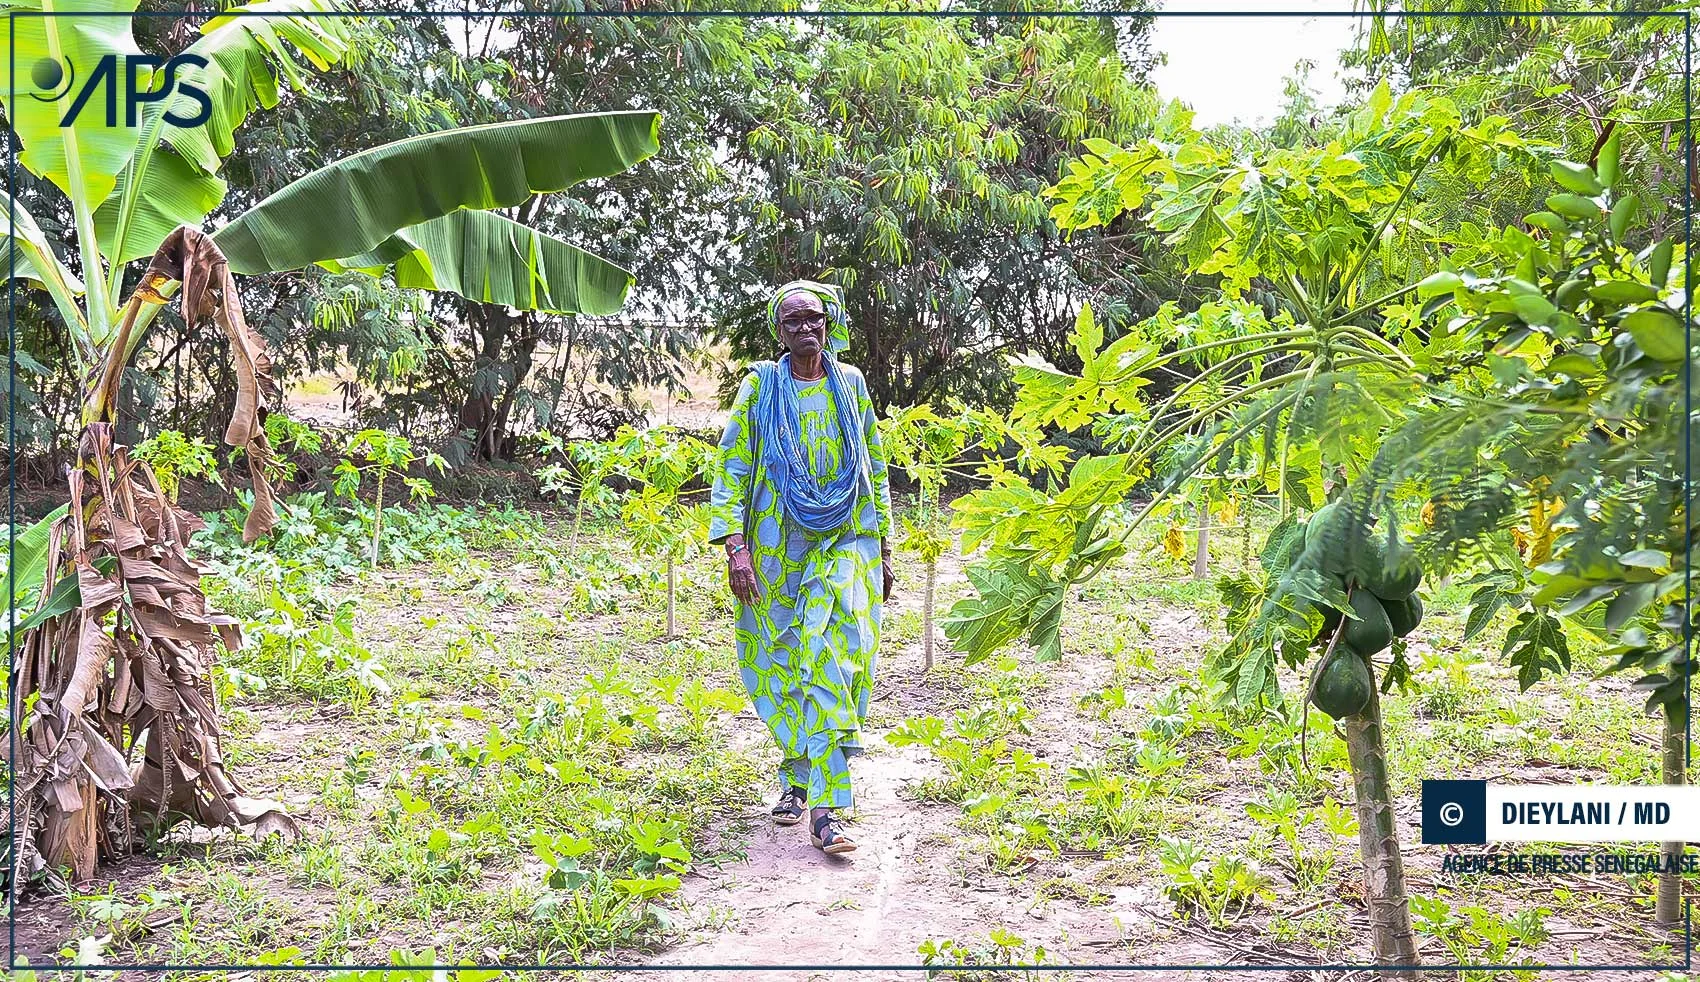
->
[370, 469, 387, 568]
[666, 558, 677, 636]
[1192, 502, 1210, 580]
[1342, 679, 1420, 972]
[923, 557, 937, 672]
[1657, 704, 1687, 925]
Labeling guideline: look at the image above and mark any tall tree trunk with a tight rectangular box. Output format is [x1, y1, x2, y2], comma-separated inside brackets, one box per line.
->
[1192, 502, 1210, 580]
[456, 301, 528, 461]
[1657, 705, 1687, 925]
[487, 313, 540, 461]
[1342, 678, 1420, 973]
[923, 557, 937, 672]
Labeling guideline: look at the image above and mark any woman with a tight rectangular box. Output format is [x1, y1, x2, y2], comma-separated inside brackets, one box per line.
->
[709, 280, 895, 857]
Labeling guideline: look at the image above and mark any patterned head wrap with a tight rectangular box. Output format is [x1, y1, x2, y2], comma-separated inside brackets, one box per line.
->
[767, 280, 850, 355]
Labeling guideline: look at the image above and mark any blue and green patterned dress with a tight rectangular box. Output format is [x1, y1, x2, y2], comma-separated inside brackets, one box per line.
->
[709, 362, 893, 810]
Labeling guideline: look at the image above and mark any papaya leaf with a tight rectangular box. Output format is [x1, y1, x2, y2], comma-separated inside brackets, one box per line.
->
[1503, 609, 1571, 691]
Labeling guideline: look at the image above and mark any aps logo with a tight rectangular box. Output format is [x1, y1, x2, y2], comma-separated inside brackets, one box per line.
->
[29, 54, 211, 128]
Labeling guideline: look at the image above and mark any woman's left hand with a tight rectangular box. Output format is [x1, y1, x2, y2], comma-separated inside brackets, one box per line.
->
[881, 557, 896, 601]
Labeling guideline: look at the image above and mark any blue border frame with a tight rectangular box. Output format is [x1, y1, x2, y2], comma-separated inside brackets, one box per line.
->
[6, 5, 1694, 974]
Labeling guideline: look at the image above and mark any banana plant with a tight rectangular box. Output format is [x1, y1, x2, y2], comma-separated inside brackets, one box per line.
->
[2, 0, 660, 884]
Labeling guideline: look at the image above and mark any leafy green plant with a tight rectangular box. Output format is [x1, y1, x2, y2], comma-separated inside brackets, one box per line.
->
[1243, 792, 1353, 892]
[880, 405, 1019, 670]
[535, 432, 626, 545]
[2, 0, 661, 877]
[131, 430, 223, 504]
[1350, 136, 1693, 922]
[919, 928, 1052, 978]
[244, 588, 388, 710]
[887, 702, 1047, 805]
[1410, 893, 1549, 976]
[262, 413, 326, 485]
[1156, 835, 1277, 927]
[608, 426, 714, 636]
[936, 85, 1552, 967]
[334, 429, 448, 568]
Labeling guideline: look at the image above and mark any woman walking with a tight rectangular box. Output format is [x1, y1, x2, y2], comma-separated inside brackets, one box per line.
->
[709, 280, 895, 856]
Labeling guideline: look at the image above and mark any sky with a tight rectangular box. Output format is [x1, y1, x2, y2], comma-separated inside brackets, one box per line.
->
[1147, 0, 1371, 128]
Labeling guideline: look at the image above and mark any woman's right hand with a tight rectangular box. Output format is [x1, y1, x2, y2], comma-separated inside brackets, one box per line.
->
[727, 538, 759, 604]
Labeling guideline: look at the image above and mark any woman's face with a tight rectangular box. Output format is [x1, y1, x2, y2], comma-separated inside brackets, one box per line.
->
[777, 293, 827, 357]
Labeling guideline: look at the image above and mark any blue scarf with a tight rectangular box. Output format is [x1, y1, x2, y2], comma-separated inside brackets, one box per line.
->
[753, 353, 868, 534]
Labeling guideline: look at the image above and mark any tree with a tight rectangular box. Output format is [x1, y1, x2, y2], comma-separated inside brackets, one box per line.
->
[942, 85, 1531, 968]
[879, 403, 1031, 671]
[2, 0, 659, 884]
[610, 426, 714, 637]
[1344, 3, 1690, 238]
[1350, 139, 1692, 925]
[706, 4, 1166, 411]
[307, 7, 753, 461]
[333, 429, 448, 568]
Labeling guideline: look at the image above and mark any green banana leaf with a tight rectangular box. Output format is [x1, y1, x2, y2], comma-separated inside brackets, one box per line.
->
[212, 111, 662, 275]
[320, 210, 635, 316]
[2, 192, 82, 292]
[10, 554, 113, 639]
[2, 191, 88, 332]
[163, 0, 352, 174]
[0, 0, 145, 206]
[6, 504, 68, 605]
[95, 147, 228, 265]
[97, 0, 351, 269]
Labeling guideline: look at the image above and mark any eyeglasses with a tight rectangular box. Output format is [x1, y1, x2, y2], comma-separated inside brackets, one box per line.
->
[780, 312, 827, 330]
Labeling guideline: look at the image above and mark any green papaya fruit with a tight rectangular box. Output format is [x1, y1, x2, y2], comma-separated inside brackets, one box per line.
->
[1384, 593, 1423, 638]
[1343, 588, 1393, 655]
[1305, 501, 1361, 578]
[1303, 501, 1343, 550]
[1348, 530, 1387, 590]
[1373, 544, 1423, 600]
[1311, 648, 1373, 719]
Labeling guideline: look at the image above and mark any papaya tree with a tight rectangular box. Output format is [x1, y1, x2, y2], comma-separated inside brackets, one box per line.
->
[610, 426, 714, 638]
[534, 431, 626, 547]
[944, 87, 1531, 967]
[2, 0, 659, 884]
[1345, 135, 1694, 925]
[332, 429, 447, 568]
[878, 404, 1025, 671]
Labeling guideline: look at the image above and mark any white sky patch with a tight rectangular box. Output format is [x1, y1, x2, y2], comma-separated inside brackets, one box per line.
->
[1148, 0, 1369, 128]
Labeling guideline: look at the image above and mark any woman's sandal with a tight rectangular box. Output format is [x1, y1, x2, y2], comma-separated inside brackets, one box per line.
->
[810, 811, 857, 855]
[771, 786, 806, 826]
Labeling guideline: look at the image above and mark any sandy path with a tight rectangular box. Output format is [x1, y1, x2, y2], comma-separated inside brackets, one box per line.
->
[628, 557, 1242, 981]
